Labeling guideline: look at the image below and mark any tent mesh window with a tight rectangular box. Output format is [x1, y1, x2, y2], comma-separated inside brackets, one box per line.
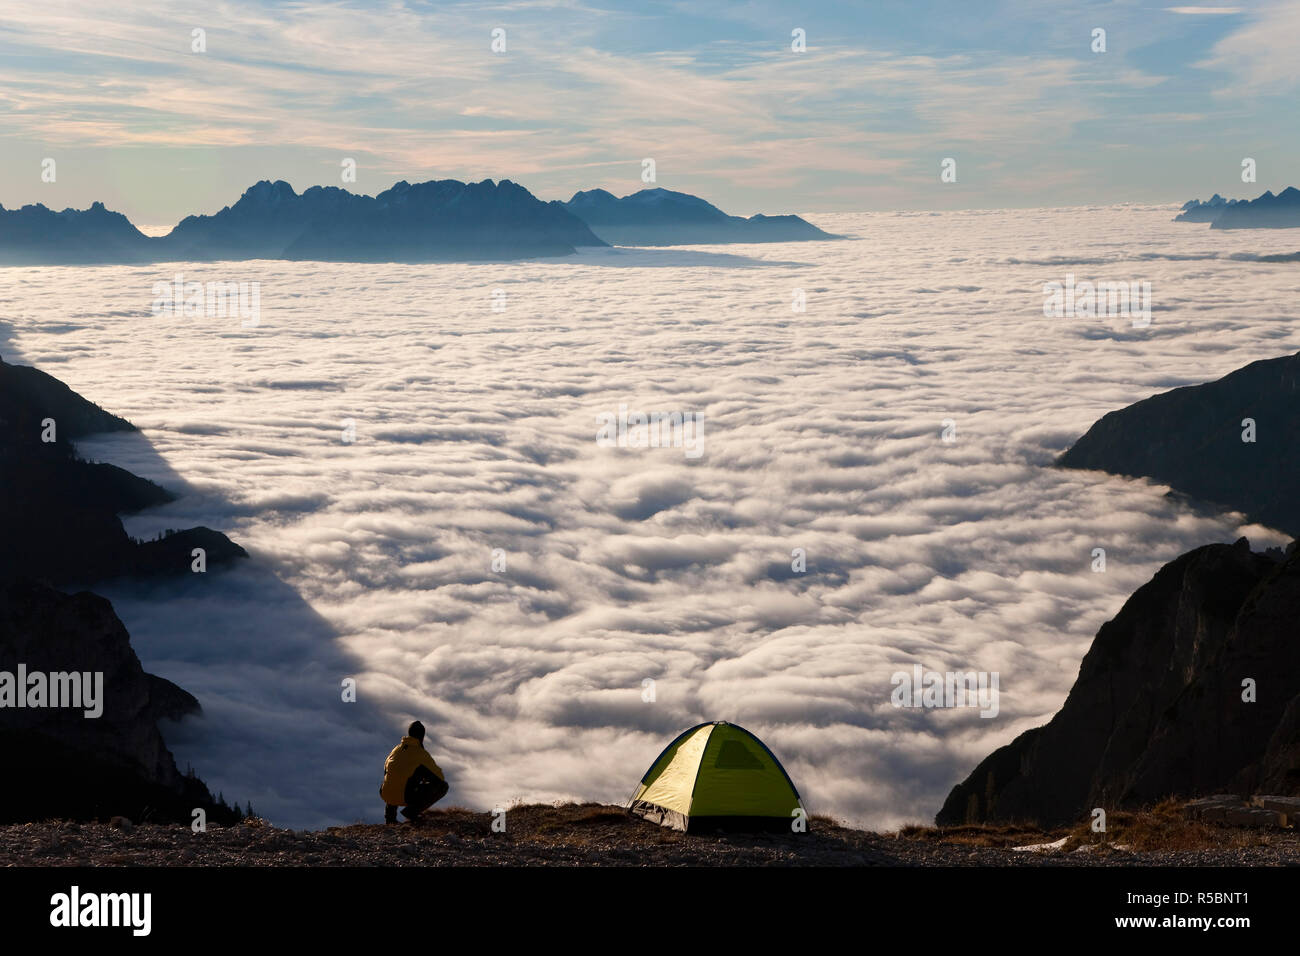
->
[713, 739, 764, 770]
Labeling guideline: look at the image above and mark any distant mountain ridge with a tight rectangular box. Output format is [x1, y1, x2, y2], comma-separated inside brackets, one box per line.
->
[164, 178, 606, 262]
[1174, 193, 1245, 223]
[0, 177, 602, 264]
[0, 178, 834, 264]
[557, 187, 835, 245]
[0, 201, 155, 264]
[1174, 187, 1300, 229]
[1211, 187, 1300, 229]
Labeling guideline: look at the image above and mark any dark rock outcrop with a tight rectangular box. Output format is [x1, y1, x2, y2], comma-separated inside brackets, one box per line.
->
[0, 579, 240, 823]
[937, 538, 1300, 826]
[559, 187, 835, 246]
[1056, 351, 1300, 537]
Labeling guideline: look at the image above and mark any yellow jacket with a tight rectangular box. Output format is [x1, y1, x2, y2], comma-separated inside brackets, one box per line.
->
[380, 736, 445, 805]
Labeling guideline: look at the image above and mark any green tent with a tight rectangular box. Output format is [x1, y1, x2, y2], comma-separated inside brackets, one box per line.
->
[628, 721, 805, 832]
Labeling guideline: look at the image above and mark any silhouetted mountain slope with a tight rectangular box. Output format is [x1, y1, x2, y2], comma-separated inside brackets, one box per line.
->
[1209, 186, 1300, 229]
[0, 579, 240, 824]
[937, 537, 1300, 827]
[0, 357, 246, 823]
[1057, 351, 1300, 537]
[0, 201, 155, 264]
[0, 358, 135, 436]
[559, 187, 835, 245]
[1173, 193, 1244, 223]
[0, 355, 247, 583]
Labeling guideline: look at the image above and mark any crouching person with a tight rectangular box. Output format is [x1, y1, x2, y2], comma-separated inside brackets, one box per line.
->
[381, 720, 449, 824]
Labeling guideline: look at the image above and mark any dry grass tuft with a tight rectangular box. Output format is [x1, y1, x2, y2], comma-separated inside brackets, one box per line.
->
[1060, 799, 1256, 852]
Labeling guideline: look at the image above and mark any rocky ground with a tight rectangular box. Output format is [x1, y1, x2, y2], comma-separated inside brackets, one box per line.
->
[2, 802, 1298, 866]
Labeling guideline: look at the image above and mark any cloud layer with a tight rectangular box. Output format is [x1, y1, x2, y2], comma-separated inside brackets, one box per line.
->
[3, 204, 1298, 829]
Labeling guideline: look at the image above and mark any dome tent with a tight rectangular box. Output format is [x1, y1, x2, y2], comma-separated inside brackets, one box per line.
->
[627, 721, 805, 832]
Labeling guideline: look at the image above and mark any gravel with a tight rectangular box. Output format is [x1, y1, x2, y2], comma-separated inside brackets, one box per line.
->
[3, 803, 1297, 867]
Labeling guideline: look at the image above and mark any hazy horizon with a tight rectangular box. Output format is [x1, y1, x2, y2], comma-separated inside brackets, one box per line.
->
[5, 173, 1295, 244]
[10, 182, 1261, 240]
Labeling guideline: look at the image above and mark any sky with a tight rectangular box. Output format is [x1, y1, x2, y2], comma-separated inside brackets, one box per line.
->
[1, 2, 1298, 232]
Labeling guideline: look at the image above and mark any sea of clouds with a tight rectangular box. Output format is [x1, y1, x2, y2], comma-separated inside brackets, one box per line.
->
[2, 204, 1298, 830]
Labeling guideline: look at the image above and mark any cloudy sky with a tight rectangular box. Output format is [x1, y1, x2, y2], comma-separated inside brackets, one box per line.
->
[0, 0, 1297, 225]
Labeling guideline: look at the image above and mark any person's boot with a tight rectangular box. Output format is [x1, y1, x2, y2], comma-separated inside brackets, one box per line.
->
[385, 805, 398, 825]
[401, 806, 423, 822]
